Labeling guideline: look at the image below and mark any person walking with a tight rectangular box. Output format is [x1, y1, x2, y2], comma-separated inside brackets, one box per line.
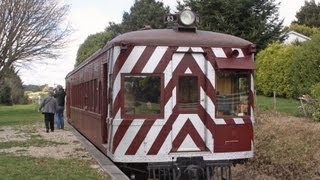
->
[39, 90, 57, 133]
[53, 85, 66, 129]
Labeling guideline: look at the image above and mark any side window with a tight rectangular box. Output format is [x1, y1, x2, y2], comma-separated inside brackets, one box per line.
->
[123, 75, 161, 115]
[216, 71, 250, 117]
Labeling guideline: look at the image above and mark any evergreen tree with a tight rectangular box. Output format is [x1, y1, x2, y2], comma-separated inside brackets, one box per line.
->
[106, 0, 170, 35]
[0, 67, 26, 104]
[180, 0, 284, 51]
[294, 0, 320, 27]
[75, 31, 112, 66]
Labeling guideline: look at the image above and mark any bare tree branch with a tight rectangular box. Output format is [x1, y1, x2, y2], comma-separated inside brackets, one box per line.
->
[0, 0, 71, 80]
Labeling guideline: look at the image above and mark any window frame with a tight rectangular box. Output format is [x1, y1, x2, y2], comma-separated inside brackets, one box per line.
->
[121, 73, 164, 119]
[215, 70, 251, 118]
[177, 75, 200, 112]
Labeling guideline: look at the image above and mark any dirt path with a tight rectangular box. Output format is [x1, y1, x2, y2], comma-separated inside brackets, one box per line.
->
[0, 122, 99, 167]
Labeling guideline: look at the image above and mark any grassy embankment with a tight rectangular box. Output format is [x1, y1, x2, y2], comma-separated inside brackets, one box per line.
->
[234, 96, 320, 179]
[255, 95, 301, 115]
[0, 104, 108, 180]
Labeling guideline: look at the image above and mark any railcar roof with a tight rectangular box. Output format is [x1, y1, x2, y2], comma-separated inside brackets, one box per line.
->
[106, 29, 252, 48]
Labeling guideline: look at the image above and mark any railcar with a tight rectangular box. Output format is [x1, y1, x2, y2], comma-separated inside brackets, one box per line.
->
[66, 10, 255, 179]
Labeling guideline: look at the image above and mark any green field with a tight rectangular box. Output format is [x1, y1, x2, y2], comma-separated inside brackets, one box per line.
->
[255, 95, 301, 116]
[0, 104, 42, 126]
[0, 155, 108, 180]
[0, 104, 109, 179]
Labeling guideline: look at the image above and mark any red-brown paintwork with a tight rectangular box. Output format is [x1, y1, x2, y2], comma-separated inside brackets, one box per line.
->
[66, 28, 255, 162]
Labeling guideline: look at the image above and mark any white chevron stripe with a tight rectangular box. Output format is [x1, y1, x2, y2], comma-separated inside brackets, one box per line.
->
[233, 118, 245, 124]
[200, 87, 214, 118]
[142, 46, 168, 73]
[164, 60, 172, 87]
[214, 119, 227, 125]
[113, 46, 146, 104]
[114, 109, 121, 119]
[114, 119, 142, 155]
[207, 60, 215, 88]
[164, 87, 175, 119]
[110, 46, 121, 73]
[178, 135, 200, 151]
[176, 47, 190, 52]
[172, 114, 205, 140]
[192, 53, 205, 74]
[251, 107, 255, 123]
[136, 119, 164, 155]
[200, 87, 206, 107]
[251, 74, 255, 123]
[184, 68, 192, 74]
[200, 87, 228, 125]
[172, 53, 184, 73]
[251, 74, 254, 93]
[191, 47, 204, 52]
[212, 48, 227, 58]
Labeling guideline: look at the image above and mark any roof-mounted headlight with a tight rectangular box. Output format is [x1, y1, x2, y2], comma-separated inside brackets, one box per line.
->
[179, 10, 196, 26]
[164, 10, 199, 32]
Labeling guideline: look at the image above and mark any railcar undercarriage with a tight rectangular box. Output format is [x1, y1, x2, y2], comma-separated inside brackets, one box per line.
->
[147, 157, 233, 180]
[119, 157, 242, 180]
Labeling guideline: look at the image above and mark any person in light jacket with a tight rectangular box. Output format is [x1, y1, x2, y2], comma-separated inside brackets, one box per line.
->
[39, 90, 58, 133]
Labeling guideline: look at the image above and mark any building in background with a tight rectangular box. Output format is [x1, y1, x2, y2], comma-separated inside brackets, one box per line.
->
[283, 30, 311, 44]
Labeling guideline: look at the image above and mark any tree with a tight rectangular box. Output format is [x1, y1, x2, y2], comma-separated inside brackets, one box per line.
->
[285, 24, 320, 37]
[179, 0, 284, 51]
[294, 0, 320, 27]
[0, 0, 71, 80]
[0, 67, 26, 104]
[75, 31, 112, 66]
[290, 33, 320, 97]
[106, 0, 170, 37]
[75, 0, 170, 66]
[23, 84, 42, 92]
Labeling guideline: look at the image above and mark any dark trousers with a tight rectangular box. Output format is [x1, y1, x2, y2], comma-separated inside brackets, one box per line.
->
[44, 113, 54, 132]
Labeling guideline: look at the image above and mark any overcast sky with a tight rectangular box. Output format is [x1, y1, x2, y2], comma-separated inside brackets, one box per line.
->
[19, 0, 318, 87]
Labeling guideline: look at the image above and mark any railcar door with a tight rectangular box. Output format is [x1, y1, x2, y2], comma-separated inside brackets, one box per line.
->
[171, 52, 209, 152]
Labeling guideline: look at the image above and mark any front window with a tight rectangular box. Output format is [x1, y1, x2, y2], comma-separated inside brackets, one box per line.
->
[216, 71, 250, 116]
[124, 75, 161, 115]
[178, 76, 198, 108]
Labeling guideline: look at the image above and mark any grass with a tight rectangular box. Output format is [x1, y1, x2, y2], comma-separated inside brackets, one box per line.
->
[0, 104, 109, 179]
[255, 95, 301, 116]
[243, 112, 320, 179]
[0, 155, 108, 180]
[0, 104, 42, 126]
[0, 136, 66, 149]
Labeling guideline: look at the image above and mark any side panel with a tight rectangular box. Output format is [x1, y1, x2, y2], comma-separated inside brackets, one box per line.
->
[67, 52, 106, 145]
[214, 124, 253, 152]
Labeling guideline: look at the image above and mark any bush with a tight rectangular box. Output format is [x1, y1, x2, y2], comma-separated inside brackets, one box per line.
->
[256, 35, 320, 98]
[255, 42, 298, 98]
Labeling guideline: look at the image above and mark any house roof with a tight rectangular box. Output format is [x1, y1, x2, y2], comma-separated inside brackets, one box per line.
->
[284, 30, 311, 44]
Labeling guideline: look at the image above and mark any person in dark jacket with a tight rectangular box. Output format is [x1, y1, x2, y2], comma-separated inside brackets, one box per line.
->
[39, 90, 57, 133]
[53, 85, 66, 129]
